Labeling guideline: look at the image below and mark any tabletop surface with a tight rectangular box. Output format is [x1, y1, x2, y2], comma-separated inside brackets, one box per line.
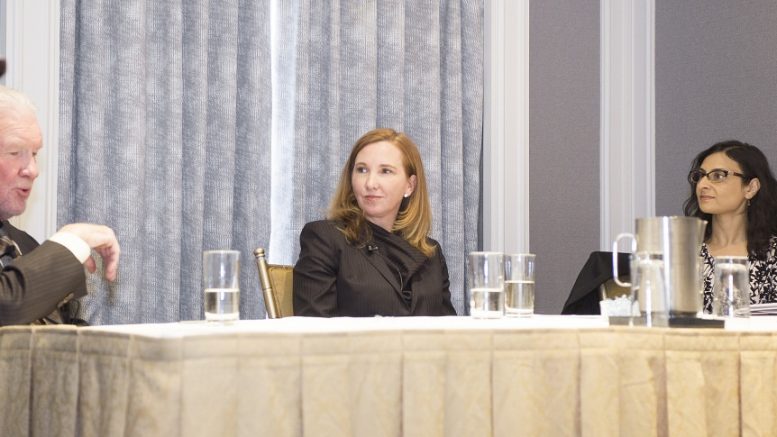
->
[62, 314, 777, 337]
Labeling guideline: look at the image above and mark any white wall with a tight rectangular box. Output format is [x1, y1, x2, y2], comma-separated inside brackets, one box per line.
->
[1, 0, 6, 84]
[0, 0, 6, 67]
[483, 0, 530, 254]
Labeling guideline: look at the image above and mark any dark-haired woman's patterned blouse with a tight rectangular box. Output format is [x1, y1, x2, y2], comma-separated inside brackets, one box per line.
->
[701, 236, 777, 313]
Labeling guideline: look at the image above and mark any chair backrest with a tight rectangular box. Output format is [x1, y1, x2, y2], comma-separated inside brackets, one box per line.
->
[254, 248, 294, 318]
[267, 264, 294, 317]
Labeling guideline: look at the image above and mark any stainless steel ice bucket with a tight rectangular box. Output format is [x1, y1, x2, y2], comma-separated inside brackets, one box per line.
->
[613, 216, 707, 317]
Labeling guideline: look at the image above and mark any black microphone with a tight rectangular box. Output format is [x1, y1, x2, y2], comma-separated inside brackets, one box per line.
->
[367, 245, 379, 253]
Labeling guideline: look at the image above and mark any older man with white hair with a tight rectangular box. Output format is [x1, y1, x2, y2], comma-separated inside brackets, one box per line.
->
[0, 85, 120, 325]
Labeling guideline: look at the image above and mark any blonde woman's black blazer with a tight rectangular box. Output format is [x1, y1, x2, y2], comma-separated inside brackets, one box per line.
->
[293, 220, 457, 317]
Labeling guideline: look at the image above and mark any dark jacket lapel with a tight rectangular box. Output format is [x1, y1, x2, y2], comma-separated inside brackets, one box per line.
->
[361, 245, 403, 293]
[362, 223, 430, 306]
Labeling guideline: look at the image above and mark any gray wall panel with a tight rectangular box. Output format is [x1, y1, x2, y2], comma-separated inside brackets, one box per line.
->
[656, 0, 777, 216]
[530, 0, 600, 313]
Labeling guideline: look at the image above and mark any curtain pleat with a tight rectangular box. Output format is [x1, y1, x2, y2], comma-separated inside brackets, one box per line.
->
[232, 0, 274, 325]
[60, 0, 481, 322]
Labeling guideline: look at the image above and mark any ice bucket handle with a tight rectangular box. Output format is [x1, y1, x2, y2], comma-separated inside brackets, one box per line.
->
[612, 233, 637, 287]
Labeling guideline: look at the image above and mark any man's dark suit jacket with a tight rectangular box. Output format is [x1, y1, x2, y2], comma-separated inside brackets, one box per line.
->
[293, 220, 457, 317]
[0, 221, 86, 325]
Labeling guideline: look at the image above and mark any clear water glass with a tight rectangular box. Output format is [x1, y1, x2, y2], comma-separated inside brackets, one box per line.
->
[468, 252, 504, 318]
[203, 250, 241, 322]
[712, 256, 750, 318]
[504, 253, 535, 317]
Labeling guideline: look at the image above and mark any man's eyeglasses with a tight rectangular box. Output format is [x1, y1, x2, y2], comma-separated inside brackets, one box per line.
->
[688, 168, 745, 184]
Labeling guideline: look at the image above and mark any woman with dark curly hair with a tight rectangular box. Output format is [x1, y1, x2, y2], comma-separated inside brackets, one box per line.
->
[683, 140, 777, 312]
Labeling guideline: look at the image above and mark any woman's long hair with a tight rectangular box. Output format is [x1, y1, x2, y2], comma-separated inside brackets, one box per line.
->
[328, 128, 436, 257]
[683, 140, 777, 258]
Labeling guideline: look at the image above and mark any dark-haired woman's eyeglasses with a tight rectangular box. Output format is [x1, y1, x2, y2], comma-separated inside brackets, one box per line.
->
[688, 168, 745, 184]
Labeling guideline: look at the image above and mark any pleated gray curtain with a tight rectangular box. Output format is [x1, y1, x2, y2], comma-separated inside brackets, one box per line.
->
[59, 0, 482, 324]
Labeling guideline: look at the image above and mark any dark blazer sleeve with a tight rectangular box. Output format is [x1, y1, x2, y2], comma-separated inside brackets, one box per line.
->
[0, 241, 86, 326]
[293, 222, 340, 316]
[436, 246, 457, 315]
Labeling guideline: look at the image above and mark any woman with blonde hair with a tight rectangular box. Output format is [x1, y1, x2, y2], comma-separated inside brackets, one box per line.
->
[293, 128, 456, 316]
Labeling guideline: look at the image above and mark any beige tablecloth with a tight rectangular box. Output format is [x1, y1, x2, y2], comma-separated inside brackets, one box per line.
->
[1, 315, 776, 437]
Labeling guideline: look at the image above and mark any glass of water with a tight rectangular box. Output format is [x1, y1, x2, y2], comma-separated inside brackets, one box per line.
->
[203, 250, 240, 322]
[467, 252, 504, 318]
[712, 256, 751, 318]
[504, 253, 536, 317]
